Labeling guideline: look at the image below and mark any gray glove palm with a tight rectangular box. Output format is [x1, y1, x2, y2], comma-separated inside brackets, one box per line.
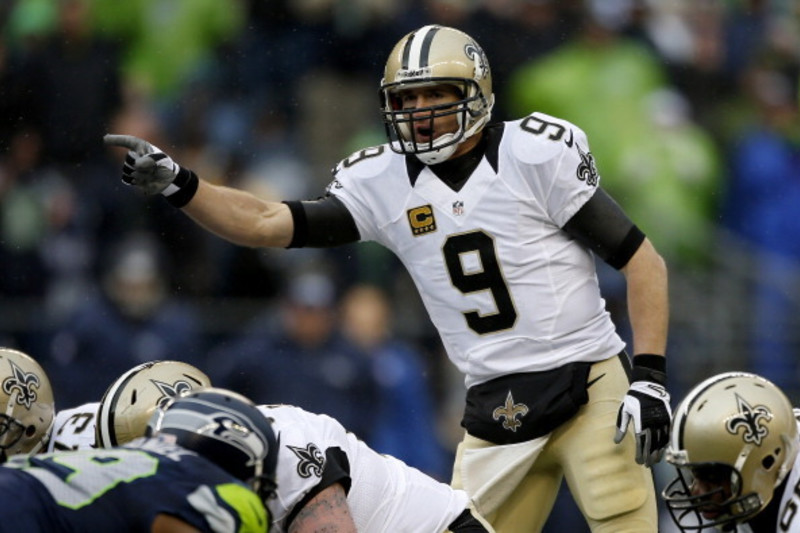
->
[104, 134, 198, 207]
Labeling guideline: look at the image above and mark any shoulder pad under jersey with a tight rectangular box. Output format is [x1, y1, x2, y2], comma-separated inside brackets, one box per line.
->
[332, 144, 396, 180]
[508, 112, 587, 166]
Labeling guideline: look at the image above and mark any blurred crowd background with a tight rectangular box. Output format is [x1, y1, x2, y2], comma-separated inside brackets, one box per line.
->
[0, 0, 799, 529]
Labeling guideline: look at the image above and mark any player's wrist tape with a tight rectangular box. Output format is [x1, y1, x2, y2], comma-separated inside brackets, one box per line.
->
[632, 353, 666, 386]
[162, 166, 199, 208]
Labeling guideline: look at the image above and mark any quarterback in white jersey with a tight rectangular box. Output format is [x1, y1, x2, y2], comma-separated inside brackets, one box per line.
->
[104, 24, 670, 532]
[260, 404, 490, 533]
[329, 114, 623, 385]
[663, 373, 800, 532]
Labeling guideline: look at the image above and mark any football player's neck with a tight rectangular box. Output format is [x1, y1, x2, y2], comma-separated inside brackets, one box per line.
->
[449, 131, 483, 161]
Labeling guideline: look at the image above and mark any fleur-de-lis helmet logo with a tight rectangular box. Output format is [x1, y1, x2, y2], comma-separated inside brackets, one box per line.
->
[726, 393, 772, 446]
[2, 360, 40, 409]
[492, 391, 529, 432]
[464, 42, 490, 81]
[152, 379, 196, 409]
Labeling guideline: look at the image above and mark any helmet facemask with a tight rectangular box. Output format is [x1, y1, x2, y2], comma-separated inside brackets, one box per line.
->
[380, 78, 492, 165]
[0, 415, 26, 451]
[380, 25, 494, 165]
[663, 460, 761, 530]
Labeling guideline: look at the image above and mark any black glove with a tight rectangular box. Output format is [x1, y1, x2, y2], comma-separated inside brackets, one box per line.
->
[614, 354, 672, 467]
[103, 134, 199, 207]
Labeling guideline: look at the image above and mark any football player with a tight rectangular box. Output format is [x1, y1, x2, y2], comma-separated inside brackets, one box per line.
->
[0, 387, 276, 533]
[0, 347, 55, 463]
[663, 372, 800, 532]
[47, 359, 211, 452]
[104, 24, 670, 531]
[49, 360, 491, 531]
[256, 403, 491, 533]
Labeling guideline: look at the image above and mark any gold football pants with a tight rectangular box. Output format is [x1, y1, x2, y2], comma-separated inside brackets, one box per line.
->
[452, 355, 658, 533]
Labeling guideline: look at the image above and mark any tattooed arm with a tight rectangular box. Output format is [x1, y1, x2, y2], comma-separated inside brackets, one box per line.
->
[289, 483, 357, 533]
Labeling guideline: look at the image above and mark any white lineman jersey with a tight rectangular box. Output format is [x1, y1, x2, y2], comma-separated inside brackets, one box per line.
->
[769, 418, 800, 532]
[330, 113, 625, 387]
[46, 402, 100, 452]
[259, 404, 470, 533]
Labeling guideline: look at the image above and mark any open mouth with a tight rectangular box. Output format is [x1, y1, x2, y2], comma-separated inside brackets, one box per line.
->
[414, 125, 434, 143]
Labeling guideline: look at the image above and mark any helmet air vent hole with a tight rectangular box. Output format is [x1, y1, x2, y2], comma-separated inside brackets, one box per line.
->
[762, 455, 776, 470]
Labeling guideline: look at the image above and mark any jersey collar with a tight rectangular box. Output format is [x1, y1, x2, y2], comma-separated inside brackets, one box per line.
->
[405, 123, 504, 189]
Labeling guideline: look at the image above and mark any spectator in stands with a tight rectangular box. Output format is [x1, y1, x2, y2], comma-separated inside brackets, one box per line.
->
[47, 231, 203, 406]
[340, 283, 452, 480]
[20, 0, 122, 169]
[721, 65, 800, 398]
[507, 3, 721, 268]
[208, 270, 380, 442]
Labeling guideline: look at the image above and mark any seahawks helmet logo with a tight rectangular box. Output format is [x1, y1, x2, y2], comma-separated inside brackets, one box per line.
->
[152, 379, 196, 409]
[492, 391, 529, 432]
[289, 443, 325, 478]
[726, 393, 772, 446]
[2, 361, 40, 408]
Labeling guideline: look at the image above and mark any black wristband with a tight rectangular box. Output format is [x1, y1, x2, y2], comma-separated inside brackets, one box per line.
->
[164, 167, 199, 208]
[632, 353, 667, 385]
[284, 200, 307, 249]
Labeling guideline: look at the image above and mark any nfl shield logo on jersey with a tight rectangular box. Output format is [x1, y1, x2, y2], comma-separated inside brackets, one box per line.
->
[452, 201, 464, 216]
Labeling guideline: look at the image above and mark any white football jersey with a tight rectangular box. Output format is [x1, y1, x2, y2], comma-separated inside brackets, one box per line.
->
[330, 113, 625, 387]
[768, 418, 800, 532]
[259, 404, 469, 533]
[46, 402, 99, 452]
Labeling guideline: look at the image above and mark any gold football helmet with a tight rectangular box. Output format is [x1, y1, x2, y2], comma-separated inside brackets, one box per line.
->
[95, 360, 211, 448]
[380, 25, 494, 164]
[663, 372, 799, 530]
[0, 348, 54, 460]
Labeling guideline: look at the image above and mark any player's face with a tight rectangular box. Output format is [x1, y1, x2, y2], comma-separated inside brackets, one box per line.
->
[397, 84, 462, 144]
[689, 465, 733, 520]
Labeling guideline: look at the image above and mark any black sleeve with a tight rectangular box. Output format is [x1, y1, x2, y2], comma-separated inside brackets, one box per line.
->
[283, 196, 360, 248]
[286, 448, 351, 528]
[562, 188, 645, 270]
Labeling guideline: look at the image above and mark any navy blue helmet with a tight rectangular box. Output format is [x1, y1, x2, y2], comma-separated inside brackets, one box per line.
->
[149, 387, 278, 502]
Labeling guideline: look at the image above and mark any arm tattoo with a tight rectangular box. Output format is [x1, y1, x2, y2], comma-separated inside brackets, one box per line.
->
[289, 484, 355, 533]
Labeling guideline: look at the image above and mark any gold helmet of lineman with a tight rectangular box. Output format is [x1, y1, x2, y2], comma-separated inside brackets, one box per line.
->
[0, 347, 54, 461]
[380, 25, 494, 165]
[95, 360, 211, 448]
[662, 372, 799, 531]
